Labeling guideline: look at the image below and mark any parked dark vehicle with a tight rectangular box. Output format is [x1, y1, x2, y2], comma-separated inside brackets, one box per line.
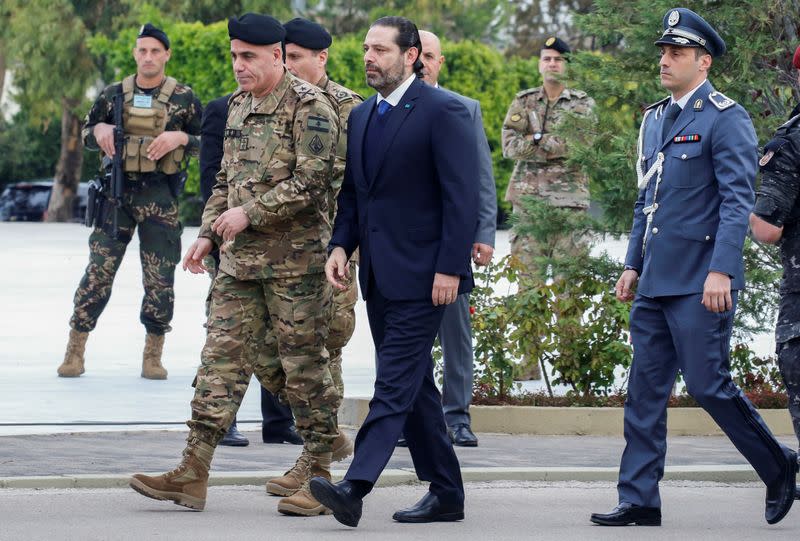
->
[0, 180, 89, 222]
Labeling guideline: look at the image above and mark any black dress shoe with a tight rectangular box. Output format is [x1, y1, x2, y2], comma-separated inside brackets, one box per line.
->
[396, 437, 408, 447]
[309, 478, 363, 528]
[449, 424, 478, 447]
[262, 425, 303, 445]
[765, 449, 798, 524]
[219, 424, 250, 447]
[590, 503, 661, 526]
[392, 491, 464, 523]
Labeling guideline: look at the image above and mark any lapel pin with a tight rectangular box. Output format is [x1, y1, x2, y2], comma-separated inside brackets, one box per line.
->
[404, 103, 412, 109]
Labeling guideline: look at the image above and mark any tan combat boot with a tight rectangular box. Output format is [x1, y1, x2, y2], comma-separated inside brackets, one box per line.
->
[129, 438, 213, 511]
[332, 431, 354, 462]
[142, 333, 168, 379]
[277, 452, 332, 516]
[57, 329, 89, 377]
[266, 450, 311, 496]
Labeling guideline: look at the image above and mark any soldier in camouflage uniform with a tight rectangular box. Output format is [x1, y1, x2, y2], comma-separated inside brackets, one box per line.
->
[750, 95, 800, 498]
[129, 14, 341, 516]
[501, 37, 595, 280]
[258, 19, 362, 499]
[57, 24, 201, 380]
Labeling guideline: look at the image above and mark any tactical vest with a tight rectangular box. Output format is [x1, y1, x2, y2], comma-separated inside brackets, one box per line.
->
[121, 75, 184, 175]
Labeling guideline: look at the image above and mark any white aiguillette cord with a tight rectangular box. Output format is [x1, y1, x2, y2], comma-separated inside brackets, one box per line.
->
[636, 108, 665, 255]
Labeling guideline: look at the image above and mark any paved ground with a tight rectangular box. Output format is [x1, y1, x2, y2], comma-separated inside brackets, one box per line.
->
[1, 481, 798, 540]
[1, 429, 797, 478]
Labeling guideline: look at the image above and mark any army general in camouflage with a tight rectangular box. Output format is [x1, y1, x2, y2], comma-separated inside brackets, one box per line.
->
[502, 36, 595, 279]
[750, 113, 800, 471]
[129, 13, 342, 518]
[57, 23, 201, 380]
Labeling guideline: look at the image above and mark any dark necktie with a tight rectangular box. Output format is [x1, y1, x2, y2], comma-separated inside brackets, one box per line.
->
[377, 100, 393, 117]
[661, 103, 682, 143]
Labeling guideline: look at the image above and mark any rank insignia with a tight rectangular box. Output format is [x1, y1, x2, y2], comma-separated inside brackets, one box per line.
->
[510, 113, 521, 122]
[239, 136, 249, 151]
[759, 151, 774, 166]
[709, 91, 735, 110]
[308, 134, 325, 155]
[673, 134, 700, 144]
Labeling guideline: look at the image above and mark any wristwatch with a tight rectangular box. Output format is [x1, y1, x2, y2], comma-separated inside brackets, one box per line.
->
[533, 132, 543, 144]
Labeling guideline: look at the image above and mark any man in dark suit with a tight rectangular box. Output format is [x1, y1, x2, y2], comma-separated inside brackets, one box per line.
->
[590, 8, 797, 527]
[418, 29, 496, 447]
[309, 16, 479, 528]
[199, 94, 301, 447]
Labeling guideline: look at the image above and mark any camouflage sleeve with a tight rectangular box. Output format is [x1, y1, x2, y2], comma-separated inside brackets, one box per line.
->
[331, 95, 362, 191]
[198, 167, 228, 246]
[753, 130, 800, 227]
[539, 95, 595, 158]
[182, 96, 203, 157]
[502, 96, 543, 161]
[81, 87, 115, 151]
[241, 98, 340, 227]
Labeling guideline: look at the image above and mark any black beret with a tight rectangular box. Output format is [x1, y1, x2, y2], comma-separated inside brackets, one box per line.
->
[228, 13, 286, 45]
[284, 18, 332, 50]
[137, 23, 169, 50]
[542, 36, 571, 56]
[655, 8, 726, 57]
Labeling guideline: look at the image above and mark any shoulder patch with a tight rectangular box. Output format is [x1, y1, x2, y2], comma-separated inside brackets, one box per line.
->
[708, 91, 736, 111]
[515, 87, 541, 98]
[292, 79, 319, 103]
[645, 96, 670, 111]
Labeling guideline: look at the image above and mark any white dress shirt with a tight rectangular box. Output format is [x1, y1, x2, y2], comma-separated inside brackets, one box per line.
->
[376, 73, 417, 108]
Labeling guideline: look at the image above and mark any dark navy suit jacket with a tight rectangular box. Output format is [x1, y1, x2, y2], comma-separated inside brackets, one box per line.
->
[331, 77, 479, 301]
[199, 94, 232, 203]
[624, 80, 756, 297]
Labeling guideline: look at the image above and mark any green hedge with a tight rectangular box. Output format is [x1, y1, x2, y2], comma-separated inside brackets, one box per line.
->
[88, 20, 547, 219]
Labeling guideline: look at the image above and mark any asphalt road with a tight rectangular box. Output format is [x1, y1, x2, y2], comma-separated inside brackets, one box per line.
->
[1, 481, 798, 541]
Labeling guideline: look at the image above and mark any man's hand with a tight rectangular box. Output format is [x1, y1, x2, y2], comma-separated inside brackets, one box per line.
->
[93, 123, 116, 156]
[182, 238, 214, 274]
[615, 269, 639, 302]
[212, 207, 250, 242]
[325, 246, 350, 291]
[702, 271, 733, 313]
[472, 243, 494, 266]
[146, 131, 188, 161]
[432, 273, 460, 306]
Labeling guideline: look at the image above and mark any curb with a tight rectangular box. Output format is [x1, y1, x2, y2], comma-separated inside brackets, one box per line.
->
[0, 465, 760, 490]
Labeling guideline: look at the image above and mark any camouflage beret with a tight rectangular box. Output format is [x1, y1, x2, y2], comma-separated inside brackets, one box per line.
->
[137, 23, 169, 50]
[228, 13, 286, 45]
[284, 18, 332, 50]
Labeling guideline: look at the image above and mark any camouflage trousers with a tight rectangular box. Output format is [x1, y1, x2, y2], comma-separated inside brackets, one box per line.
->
[70, 181, 181, 335]
[188, 271, 339, 453]
[776, 292, 800, 449]
[509, 203, 590, 284]
[326, 260, 358, 397]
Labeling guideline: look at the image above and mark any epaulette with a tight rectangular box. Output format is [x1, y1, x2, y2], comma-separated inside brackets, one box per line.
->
[291, 79, 319, 104]
[568, 89, 588, 99]
[327, 80, 363, 104]
[777, 113, 800, 132]
[228, 89, 247, 107]
[708, 91, 736, 111]
[515, 87, 541, 99]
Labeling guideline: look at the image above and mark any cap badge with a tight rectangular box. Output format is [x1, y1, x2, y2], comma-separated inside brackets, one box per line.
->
[668, 10, 680, 26]
[545, 37, 556, 47]
[672, 37, 689, 45]
[139, 24, 145, 35]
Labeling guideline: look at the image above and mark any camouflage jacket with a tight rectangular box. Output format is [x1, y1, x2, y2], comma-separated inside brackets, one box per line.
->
[200, 71, 340, 280]
[317, 74, 363, 203]
[82, 75, 202, 161]
[753, 114, 800, 294]
[501, 86, 594, 208]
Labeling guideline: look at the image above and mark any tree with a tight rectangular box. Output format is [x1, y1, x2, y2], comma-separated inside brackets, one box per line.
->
[505, 0, 595, 58]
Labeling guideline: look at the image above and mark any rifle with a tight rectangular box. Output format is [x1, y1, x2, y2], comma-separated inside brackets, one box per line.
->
[84, 85, 125, 237]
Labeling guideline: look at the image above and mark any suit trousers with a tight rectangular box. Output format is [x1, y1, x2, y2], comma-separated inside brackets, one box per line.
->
[439, 293, 474, 427]
[261, 386, 294, 434]
[618, 293, 789, 507]
[344, 274, 465, 504]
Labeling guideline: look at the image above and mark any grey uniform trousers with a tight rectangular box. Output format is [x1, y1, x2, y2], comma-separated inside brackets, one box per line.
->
[439, 293, 474, 427]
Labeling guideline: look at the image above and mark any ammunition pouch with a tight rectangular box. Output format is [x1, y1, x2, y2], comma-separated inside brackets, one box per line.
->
[124, 136, 157, 173]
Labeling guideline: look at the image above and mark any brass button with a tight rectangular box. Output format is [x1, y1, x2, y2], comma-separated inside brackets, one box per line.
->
[652, 227, 659, 234]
